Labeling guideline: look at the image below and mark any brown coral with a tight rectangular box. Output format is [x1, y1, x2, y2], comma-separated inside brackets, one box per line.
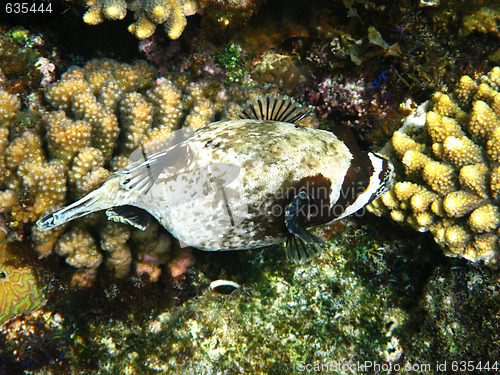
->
[368, 66, 500, 265]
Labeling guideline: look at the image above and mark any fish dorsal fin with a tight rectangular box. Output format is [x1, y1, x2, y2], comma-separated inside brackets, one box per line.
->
[238, 94, 312, 123]
[106, 205, 150, 230]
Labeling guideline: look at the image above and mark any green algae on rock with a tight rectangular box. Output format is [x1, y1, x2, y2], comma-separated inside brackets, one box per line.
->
[409, 264, 500, 364]
[33, 227, 413, 373]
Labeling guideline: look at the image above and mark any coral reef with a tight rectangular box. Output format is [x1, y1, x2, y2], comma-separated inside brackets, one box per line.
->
[2, 208, 498, 374]
[0, 59, 316, 286]
[298, 0, 497, 113]
[462, 7, 500, 39]
[0, 243, 46, 328]
[1, 2, 500, 372]
[0, 27, 58, 97]
[305, 73, 387, 139]
[409, 264, 500, 365]
[82, 0, 260, 41]
[0, 90, 20, 123]
[83, 0, 198, 40]
[368, 66, 500, 265]
[13, 224, 413, 373]
[0, 307, 68, 374]
[250, 50, 314, 96]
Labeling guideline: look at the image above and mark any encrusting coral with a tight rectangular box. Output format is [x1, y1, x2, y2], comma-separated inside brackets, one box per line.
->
[83, 0, 199, 39]
[0, 58, 316, 286]
[368, 66, 500, 265]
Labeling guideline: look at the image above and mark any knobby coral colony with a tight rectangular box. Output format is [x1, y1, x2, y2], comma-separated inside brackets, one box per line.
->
[83, 0, 200, 39]
[0, 58, 311, 287]
[368, 66, 500, 265]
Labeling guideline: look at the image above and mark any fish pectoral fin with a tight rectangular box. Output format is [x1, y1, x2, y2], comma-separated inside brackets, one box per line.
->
[238, 94, 312, 124]
[284, 191, 326, 262]
[119, 145, 190, 194]
[106, 205, 150, 230]
[285, 236, 322, 263]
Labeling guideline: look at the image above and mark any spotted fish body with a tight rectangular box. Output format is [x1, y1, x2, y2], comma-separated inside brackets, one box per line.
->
[140, 119, 353, 250]
[38, 95, 394, 261]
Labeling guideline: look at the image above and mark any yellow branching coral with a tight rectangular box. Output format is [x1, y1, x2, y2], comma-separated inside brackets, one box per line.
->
[468, 204, 500, 233]
[55, 228, 102, 286]
[0, 91, 20, 124]
[391, 131, 424, 156]
[442, 136, 484, 168]
[5, 131, 44, 170]
[10, 158, 67, 224]
[83, 0, 198, 40]
[368, 66, 500, 265]
[185, 99, 214, 130]
[426, 112, 465, 143]
[422, 161, 457, 195]
[119, 92, 153, 152]
[100, 222, 132, 278]
[46, 111, 92, 162]
[55, 228, 102, 269]
[146, 78, 184, 130]
[459, 164, 489, 199]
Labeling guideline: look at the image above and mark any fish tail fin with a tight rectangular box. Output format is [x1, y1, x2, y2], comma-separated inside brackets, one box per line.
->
[36, 188, 108, 231]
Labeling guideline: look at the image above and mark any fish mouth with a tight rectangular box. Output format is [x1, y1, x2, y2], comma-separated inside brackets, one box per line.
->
[384, 161, 396, 193]
[36, 214, 56, 231]
[372, 154, 395, 199]
[35, 190, 99, 231]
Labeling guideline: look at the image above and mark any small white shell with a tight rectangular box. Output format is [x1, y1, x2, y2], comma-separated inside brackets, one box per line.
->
[209, 279, 241, 295]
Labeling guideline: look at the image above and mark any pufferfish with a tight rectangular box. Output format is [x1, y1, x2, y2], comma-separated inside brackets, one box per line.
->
[37, 95, 394, 261]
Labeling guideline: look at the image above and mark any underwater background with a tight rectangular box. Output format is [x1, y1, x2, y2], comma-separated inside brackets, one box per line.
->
[0, 0, 499, 373]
